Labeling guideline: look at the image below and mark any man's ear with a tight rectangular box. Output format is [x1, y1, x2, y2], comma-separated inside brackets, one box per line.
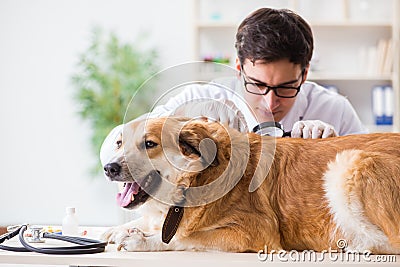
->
[178, 121, 219, 167]
[302, 64, 310, 84]
[235, 57, 241, 72]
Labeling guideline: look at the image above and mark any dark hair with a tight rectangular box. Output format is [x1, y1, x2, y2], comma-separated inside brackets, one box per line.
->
[235, 8, 313, 69]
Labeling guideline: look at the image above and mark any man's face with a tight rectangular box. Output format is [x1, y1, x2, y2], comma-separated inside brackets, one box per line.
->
[237, 58, 307, 123]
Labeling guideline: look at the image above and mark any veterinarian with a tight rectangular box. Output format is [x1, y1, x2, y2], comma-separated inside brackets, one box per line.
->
[101, 7, 367, 162]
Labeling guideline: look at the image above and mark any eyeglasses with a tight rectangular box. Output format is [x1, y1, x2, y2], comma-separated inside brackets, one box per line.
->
[242, 68, 305, 98]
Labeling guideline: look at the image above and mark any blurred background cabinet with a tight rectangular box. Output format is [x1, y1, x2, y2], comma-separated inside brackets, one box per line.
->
[191, 0, 400, 132]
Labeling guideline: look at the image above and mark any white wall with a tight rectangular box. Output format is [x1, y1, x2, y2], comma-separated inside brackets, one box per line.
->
[0, 0, 194, 226]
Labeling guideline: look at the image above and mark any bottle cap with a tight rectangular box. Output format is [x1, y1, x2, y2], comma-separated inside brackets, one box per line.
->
[66, 207, 76, 214]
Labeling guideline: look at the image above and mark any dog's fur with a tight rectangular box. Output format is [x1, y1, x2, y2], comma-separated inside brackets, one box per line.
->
[101, 117, 400, 253]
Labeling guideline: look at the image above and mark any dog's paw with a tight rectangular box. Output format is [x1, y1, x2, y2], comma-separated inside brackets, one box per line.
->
[100, 226, 131, 244]
[117, 228, 148, 251]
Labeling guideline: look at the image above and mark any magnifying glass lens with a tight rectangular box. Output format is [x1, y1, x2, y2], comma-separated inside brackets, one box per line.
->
[252, 122, 284, 137]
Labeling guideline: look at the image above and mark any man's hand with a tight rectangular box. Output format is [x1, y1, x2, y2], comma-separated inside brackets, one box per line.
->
[291, 120, 337, 139]
[174, 99, 248, 132]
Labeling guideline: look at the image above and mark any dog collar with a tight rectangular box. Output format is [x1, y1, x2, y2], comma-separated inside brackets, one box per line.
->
[162, 206, 184, 244]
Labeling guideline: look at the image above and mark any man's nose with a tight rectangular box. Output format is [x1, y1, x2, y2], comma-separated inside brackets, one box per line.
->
[104, 162, 121, 178]
[263, 90, 280, 109]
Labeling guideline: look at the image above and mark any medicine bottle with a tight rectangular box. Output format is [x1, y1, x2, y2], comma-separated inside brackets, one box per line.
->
[62, 207, 79, 236]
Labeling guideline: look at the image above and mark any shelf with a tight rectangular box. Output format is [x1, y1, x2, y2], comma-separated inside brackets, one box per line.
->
[196, 21, 391, 29]
[196, 22, 237, 29]
[194, 71, 393, 83]
[310, 21, 392, 28]
[366, 124, 395, 133]
[308, 73, 392, 81]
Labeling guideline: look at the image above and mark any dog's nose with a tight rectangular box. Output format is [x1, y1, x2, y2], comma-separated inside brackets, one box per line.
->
[104, 163, 121, 178]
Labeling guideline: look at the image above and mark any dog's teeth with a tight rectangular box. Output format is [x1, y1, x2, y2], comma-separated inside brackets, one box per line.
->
[131, 195, 135, 202]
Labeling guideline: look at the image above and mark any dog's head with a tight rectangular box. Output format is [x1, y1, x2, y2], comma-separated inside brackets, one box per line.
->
[101, 117, 249, 209]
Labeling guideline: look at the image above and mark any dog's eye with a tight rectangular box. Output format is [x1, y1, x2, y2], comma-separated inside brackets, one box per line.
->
[145, 140, 158, 149]
[116, 140, 122, 149]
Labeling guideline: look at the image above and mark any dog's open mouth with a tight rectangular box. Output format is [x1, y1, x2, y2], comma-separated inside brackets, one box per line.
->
[116, 171, 161, 209]
[116, 182, 149, 208]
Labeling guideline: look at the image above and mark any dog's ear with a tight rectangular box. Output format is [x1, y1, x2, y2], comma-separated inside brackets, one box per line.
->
[179, 121, 219, 167]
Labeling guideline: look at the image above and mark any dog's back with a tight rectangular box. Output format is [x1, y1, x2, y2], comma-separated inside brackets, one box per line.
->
[250, 133, 400, 253]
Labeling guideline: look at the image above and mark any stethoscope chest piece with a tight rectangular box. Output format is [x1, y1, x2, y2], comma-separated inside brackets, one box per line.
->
[28, 226, 45, 243]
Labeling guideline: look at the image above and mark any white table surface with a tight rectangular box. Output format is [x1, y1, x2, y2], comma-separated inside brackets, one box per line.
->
[0, 227, 398, 267]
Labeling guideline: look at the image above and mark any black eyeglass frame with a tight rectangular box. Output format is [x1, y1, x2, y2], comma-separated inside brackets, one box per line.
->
[241, 67, 306, 98]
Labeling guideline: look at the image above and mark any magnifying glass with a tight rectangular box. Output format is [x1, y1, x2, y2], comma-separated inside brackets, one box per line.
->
[252, 122, 291, 137]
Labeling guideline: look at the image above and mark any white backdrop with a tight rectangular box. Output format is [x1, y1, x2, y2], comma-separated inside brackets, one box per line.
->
[0, 0, 194, 226]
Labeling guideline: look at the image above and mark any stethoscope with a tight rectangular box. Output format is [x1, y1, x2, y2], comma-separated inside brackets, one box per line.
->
[0, 224, 107, 254]
[252, 121, 291, 137]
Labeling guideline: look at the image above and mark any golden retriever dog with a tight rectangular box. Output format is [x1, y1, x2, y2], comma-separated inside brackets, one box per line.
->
[101, 117, 400, 254]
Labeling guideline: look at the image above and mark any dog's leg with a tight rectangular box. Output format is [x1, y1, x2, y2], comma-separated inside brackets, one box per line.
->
[117, 227, 282, 252]
[356, 152, 400, 253]
[101, 217, 144, 244]
[101, 214, 163, 245]
[116, 229, 191, 251]
[182, 227, 282, 252]
[324, 149, 400, 254]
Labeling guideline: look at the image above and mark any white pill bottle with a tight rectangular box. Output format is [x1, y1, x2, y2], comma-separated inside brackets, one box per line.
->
[62, 207, 79, 236]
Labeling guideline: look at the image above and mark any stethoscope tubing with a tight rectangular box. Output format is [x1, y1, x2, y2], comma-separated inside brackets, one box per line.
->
[0, 225, 107, 254]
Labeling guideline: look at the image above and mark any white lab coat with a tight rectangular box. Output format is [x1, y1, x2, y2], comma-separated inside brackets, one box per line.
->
[148, 76, 367, 136]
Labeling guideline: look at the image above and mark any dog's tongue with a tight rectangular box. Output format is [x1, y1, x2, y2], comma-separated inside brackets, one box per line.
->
[116, 182, 140, 207]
